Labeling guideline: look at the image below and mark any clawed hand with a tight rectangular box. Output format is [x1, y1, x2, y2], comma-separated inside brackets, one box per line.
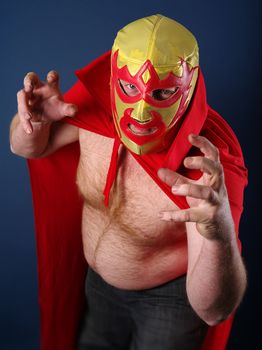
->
[17, 71, 78, 134]
[158, 134, 234, 240]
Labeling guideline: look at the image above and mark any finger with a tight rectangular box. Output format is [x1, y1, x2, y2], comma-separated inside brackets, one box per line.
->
[184, 156, 222, 177]
[23, 72, 41, 92]
[17, 89, 33, 134]
[17, 89, 31, 120]
[158, 208, 202, 223]
[21, 117, 33, 134]
[188, 134, 219, 161]
[56, 100, 78, 118]
[46, 70, 59, 88]
[157, 168, 189, 187]
[28, 94, 40, 107]
[171, 183, 219, 204]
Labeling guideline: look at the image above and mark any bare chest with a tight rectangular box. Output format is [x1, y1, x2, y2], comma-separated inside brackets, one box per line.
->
[77, 130, 185, 244]
[76, 130, 187, 288]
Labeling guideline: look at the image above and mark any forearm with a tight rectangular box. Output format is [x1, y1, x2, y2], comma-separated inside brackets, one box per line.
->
[186, 223, 247, 326]
[158, 136, 247, 326]
[10, 114, 52, 158]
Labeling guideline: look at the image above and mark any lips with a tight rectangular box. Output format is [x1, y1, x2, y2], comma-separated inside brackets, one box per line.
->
[128, 123, 158, 135]
[119, 108, 166, 145]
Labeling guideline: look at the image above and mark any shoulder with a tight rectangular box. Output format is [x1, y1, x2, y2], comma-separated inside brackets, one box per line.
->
[201, 106, 243, 158]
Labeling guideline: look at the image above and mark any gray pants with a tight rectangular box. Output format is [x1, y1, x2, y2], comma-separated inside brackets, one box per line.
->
[77, 268, 208, 350]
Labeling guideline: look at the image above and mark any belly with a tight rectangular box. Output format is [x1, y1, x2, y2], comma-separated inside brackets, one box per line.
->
[77, 130, 188, 289]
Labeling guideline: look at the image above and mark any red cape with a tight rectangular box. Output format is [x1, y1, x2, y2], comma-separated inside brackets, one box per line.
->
[28, 51, 247, 350]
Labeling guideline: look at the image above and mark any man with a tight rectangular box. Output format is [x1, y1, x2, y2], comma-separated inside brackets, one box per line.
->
[10, 14, 247, 350]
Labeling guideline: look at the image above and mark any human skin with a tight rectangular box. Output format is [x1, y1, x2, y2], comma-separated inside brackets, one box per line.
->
[10, 71, 247, 326]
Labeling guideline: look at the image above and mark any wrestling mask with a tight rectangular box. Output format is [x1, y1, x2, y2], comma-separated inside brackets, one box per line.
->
[110, 14, 199, 155]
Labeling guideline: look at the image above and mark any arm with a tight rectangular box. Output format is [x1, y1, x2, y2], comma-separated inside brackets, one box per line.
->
[10, 71, 79, 159]
[158, 134, 247, 326]
[185, 216, 246, 326]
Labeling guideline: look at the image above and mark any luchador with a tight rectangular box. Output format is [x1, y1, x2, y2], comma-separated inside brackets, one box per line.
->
[10, 14, 248, 350]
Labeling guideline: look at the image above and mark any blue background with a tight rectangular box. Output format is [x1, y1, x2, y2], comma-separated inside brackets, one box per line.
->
[0, 0, 260, 349]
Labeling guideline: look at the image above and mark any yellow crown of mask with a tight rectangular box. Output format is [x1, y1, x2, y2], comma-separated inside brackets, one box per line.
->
[111, 14, 199, 155]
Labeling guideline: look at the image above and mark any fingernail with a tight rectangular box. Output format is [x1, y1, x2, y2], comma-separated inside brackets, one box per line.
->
[172, 185, 179, 192]
[157, 168, 164, 178]
[185, 157, 192, 165]
[26, 128, 32, 134]
[158, 212, 170, 221]
[66, 106, 77, 117]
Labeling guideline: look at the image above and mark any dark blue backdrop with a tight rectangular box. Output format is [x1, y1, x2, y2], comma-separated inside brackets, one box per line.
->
[1, 0, 260, 349]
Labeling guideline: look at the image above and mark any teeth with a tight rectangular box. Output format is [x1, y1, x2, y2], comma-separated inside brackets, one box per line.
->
[136, 120, 151, 124]
[129, 124, 157, 135]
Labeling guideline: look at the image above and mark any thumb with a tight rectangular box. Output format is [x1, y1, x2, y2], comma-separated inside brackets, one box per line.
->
[61, 103, 78, 118]
[157, 168, 189, 187]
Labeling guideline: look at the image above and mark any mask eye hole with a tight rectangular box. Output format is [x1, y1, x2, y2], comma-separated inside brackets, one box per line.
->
[118, 79, 140, 97]
[151, 87, 179, 101]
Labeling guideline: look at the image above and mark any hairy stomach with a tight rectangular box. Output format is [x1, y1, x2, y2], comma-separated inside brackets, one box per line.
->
[81, 204, 188, 290]
[77, 136, 188, 289]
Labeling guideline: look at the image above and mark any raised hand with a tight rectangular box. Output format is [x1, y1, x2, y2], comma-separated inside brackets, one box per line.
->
[17, 71, 78, 134]
[158, 134, 234, 241]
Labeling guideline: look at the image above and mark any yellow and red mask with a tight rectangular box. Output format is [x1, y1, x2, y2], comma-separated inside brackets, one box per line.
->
[110, 14, 199, 155]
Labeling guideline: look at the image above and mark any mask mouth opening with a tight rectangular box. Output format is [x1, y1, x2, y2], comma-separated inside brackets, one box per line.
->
[128, 124, 158, 136]
[130, 118, 152, 124]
